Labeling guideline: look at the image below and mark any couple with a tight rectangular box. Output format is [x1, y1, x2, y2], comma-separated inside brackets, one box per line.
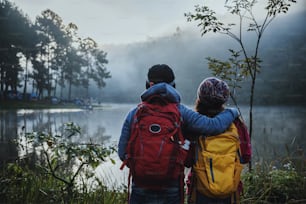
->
[118, 64, 241, 204]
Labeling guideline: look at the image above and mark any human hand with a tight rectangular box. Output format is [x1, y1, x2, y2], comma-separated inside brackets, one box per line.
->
[225, 108, 239, 118]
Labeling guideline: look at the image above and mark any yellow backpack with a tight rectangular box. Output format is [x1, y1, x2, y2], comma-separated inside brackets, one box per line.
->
[193, 123, 243, 199]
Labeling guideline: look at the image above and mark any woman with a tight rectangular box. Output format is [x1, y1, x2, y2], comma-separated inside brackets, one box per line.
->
[187, 77, 245, 204]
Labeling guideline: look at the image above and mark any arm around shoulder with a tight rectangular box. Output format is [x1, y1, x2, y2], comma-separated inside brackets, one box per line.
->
[179, 104, 239, 136]
[225, 108, 239, 119]
[207, 108, 239, 134]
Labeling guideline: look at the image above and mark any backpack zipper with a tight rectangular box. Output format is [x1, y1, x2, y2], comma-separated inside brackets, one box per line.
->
[209, 158, 215, 182]
[158, 138, 165, 157]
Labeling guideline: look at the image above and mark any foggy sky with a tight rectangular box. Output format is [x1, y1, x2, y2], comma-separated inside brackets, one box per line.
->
[99, 7, 306, 104]
[11, 0, 306, 45]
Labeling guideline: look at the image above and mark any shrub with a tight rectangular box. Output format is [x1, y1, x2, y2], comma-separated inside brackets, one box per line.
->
[241, 159, 306, 203]
[0, 122, 125, 203]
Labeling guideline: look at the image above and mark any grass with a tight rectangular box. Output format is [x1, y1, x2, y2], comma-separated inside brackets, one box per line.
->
[1, 156, 305, 204]
[1, 121, 125, 204]
[0, 161, 127, 204]
[240, 156, 306, 204]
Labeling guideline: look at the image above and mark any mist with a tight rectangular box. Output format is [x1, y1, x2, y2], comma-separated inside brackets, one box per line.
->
[96, 10, 306, 106]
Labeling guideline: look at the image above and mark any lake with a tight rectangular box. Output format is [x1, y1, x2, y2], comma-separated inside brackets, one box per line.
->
[0, 104, 305, 186]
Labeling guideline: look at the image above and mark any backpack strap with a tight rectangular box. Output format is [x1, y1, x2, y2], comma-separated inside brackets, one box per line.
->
[198, 135, 206, 152]
[186, 135, 203, 204]
[126, 170, 132, 203]
[231, 189, 241, 204]
[187, 168, 197, 204]
[179, 170, 185, 204]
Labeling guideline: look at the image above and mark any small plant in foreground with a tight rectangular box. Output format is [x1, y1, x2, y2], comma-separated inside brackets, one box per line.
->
[241, 158, 306, 203]
[2, 122, 118, 203]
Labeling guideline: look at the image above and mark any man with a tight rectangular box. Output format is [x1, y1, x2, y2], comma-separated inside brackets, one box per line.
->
[118, 64, 238, 204]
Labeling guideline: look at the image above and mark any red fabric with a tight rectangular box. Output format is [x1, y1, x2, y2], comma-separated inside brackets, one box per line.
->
[234, 118, 252, 164]
[125, 97, 186, 189]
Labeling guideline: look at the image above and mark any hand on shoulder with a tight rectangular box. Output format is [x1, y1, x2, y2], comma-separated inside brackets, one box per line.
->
[225, 108, 239, 118]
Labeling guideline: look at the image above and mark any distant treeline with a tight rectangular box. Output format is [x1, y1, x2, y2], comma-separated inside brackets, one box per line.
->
[101, 10, 306, 106]
[0, 0, 110, 102]
[2, 0, 305, 106]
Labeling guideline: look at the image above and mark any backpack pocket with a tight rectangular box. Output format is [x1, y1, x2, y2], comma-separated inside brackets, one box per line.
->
[176, 145, 189, 165]
[194, 151, 241, 197]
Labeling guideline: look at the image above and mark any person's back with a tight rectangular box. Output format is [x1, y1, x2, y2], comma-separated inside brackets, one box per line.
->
[188, 77, 245, 204]
[118, 66, 239, 204]
[122, 93, 187, 184]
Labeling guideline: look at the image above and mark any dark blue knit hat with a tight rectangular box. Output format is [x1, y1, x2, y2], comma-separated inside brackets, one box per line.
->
[147, 64, 175, 86]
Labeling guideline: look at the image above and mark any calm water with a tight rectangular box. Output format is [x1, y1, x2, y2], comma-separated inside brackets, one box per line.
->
[1, 104, 305, 186]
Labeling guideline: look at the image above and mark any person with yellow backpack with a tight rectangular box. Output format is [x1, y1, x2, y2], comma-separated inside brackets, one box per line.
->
[187, 77, 250, 204]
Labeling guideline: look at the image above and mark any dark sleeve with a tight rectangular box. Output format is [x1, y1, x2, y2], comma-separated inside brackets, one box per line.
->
[118, 108, 136, 161]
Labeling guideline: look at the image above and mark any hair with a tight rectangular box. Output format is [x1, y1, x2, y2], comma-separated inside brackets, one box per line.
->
[145, 80, 175, 89]
[195, 99, 225, 117]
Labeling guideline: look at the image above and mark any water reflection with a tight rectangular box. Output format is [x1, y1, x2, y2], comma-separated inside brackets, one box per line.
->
[244, 106, 306, 161]
[0, 105, 131, 165]
[0, 111, 18, 165]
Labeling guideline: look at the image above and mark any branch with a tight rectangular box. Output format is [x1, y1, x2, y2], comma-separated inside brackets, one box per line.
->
[43, 150, 70, 186]
[70, 162, 87, 184]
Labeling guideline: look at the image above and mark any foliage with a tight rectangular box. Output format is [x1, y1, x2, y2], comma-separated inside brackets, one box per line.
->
[0, 122, 120, 203]
[76, 37, 110, 99]
[0, 1, 110, 101]
[185, 0, 297, 138]
[33, 9, 68, 98]
[0, 0, 32, 92]
[0, 162, 127, 203]
[241, 157, 306, 203]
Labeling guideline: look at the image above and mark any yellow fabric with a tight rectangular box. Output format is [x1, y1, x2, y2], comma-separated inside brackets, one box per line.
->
[193, 123, 243, 199]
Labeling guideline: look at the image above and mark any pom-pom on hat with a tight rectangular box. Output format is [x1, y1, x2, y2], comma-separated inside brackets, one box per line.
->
[147, 64, 175, 86]
[197, 77, 230, 106]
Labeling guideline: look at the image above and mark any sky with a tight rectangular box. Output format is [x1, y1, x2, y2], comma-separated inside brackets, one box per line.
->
[11, 0, 305, 46]
[11, 0, 205, 45]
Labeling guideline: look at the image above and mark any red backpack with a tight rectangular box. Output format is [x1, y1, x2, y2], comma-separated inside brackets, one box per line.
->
[233, 117, 252, 164]
[120, 95, 187, 201]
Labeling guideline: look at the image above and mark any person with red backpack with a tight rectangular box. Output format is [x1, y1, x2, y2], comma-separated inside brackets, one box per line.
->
[118, 65, 239, 204]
